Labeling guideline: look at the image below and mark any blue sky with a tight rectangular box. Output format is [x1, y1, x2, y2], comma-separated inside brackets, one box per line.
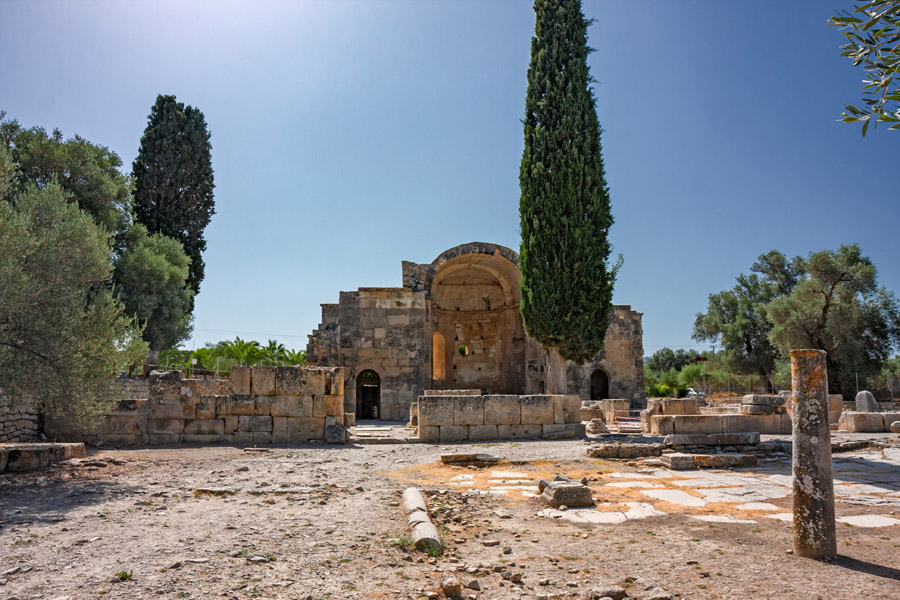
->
[1, 0, 897, 356]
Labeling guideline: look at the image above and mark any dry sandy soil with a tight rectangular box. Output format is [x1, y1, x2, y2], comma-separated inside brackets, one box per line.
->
[1, 438, 899, 600]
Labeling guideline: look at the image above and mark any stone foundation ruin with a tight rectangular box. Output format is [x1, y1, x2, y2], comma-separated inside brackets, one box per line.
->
[307, 242, 645, 422]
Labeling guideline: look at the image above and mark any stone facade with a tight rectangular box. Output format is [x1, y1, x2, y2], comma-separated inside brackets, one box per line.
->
[44, 366, 346, 446]
[308, 242, 644, 421]
[0, 398, 40, 443]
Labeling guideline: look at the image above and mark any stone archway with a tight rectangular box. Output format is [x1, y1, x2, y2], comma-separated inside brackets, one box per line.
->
[356, 370, 381, 419]
[591, 368, 610, 400]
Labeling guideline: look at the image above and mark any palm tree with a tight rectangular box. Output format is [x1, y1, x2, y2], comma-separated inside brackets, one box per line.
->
[214, 337, 262, 365]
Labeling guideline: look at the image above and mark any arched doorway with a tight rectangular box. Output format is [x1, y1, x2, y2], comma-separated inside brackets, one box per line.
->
[590, 369, 609, 400]
[356, 370, 380, 419]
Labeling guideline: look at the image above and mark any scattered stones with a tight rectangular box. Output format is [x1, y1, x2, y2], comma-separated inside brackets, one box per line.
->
[440, 575, 462, 597]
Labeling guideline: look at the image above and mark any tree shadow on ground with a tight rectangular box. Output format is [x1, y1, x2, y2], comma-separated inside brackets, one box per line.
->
[834, 555, 900, 582]
[0, 477, 143, 526]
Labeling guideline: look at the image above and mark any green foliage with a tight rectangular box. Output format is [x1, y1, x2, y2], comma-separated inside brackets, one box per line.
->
[828, 1, 900, 136]
[1, 113, 131, 238]
[114, 224, 193, 351]
[518, 0, 618, 364]
[0, 183, 133, 424]
[646, 347, 700, 372]
[766, 244, 900, 397]
[133, 94, 215, 303]
[159, 337, 307, 373]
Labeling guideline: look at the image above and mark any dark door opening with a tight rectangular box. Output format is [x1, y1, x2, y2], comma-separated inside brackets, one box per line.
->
[590, 368, 609, 400]
[356, 370, 381, 419]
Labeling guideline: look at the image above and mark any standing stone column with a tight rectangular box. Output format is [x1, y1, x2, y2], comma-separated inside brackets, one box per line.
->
[790, 349, 836, 559]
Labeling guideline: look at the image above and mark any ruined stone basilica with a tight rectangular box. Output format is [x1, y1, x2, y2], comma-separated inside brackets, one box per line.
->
[307, 242, 644, 421]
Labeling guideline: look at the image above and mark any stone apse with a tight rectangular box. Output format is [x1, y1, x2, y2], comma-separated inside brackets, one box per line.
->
[307, 242, 644, 421]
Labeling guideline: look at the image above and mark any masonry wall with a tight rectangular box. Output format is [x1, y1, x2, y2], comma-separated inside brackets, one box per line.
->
[0, 398, 40, 443]
[416, 394, 584, 442]
[565, 306, 645, 403]
[44, 366, 345, 446]
[335, 288, 428, 420]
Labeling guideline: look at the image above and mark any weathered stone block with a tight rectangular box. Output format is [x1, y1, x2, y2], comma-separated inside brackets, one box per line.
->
[238, 415, 272, 432]
[562, 395, 581, 423]
[147, 419, 184, 434]
[150, 401, 195, 420]
[468, 424, 498, 441]
[418, 425, 440, 442]
[828, 394, 843, 425]
[708, 432, 760, 446]
[310, 394, 326, 417]
[693, 453, 758, 469]
[273, 416, 325, 442]
[838, 411, 886, 432]
[305, 369, 327, 396]
[216, 395, 255, 416]
[224, 415, 239, 434]
[497, 424, 542, 439]
[183, 419, 225, 435]
[660, 452, 695, 470]
[565, 422, 586, 436]
[855, 390, 879, 412]
[418, 396, 454, 428]
[275, 366, 303, 396]
[740, 404, 774, 415]
[324, 394, 343, 417]
[181, 433, 226, 444]
[229, 365, 251, 395]
[882, 413, 900, 430]
[148, 432, 180, 445]
[232, 431, 254, 445]
[251, 366, 276, 396]
[551, 396, 565, 424]
[196, 396, 217, 419]
[539, 481, 593, 508]
[344, 412, 355, 427]
[270, 396, 311, 418]
[325, 416, 346, 444]
[483, 395, 520, 426]
[542, 423, 567, 436]
[742, 394, 784, 407]
[104, 415, 141, 436]
[252, 432, 273, 444]
[439, 425, 469, 443]
[673, 415, 724, 434]
[520, 395, 554, 425]
[650, 415, 675, 435]
[453, 396, 484, 426]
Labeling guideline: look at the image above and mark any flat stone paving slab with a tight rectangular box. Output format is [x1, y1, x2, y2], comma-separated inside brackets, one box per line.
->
[736, 502, 782, 511]
[640, 489, 707, 507]
[836, 514, 900, 527]
[692, 514, 758, 524]
[604, 481, 663, 488]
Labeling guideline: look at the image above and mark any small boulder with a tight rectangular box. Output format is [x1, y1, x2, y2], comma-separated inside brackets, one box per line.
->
[890, 421, 900, 434]
[855, 390, 879, 412]
[440, 575, 462, 597]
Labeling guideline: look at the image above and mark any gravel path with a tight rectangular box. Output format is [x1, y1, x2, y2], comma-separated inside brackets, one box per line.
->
[1, 438, 898, 599]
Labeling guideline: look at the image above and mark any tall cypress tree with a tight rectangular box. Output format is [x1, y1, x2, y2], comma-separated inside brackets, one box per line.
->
[133, 95, 215, 307]
[519, 0, 617, 380]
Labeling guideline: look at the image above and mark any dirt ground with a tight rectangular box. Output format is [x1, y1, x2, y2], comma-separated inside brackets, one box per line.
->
[1, 438, 899, 600]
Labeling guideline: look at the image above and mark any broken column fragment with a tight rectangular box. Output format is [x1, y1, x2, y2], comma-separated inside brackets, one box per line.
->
[401, 487, 442, 553]
[790, 349, 837, 560]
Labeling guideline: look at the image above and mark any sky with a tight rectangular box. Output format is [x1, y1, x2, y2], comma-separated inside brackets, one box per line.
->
[1, 0, 897, 356]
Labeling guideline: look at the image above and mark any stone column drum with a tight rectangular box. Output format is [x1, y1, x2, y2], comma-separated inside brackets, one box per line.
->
[790, 349, 837, 559]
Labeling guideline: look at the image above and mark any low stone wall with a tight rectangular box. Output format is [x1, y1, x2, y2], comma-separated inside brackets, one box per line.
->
[581, 398, 632, 423]
[45, 366, 346, 446]
[416, 394, 583, 442]
[640, 398, 701, 429]
[650, 413, 792, 435]
[838, 411, 900, 433]
[0, 399, 40, 443]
